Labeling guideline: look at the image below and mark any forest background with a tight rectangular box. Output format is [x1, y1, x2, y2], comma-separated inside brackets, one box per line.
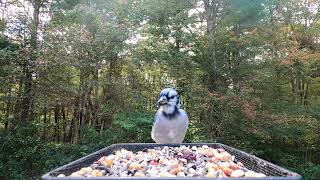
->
[0, 0, 319, 179]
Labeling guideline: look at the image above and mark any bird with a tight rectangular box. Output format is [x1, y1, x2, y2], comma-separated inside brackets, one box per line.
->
[151, 88, 189, 143]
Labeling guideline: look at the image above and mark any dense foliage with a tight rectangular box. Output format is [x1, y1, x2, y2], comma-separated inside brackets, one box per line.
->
[0, 0, 319, 179]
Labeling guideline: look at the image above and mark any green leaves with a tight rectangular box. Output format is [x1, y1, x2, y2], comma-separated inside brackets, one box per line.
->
[112, 111, 154, 142]
[0, 0, 320, 179]
[223, 0, 267, 27]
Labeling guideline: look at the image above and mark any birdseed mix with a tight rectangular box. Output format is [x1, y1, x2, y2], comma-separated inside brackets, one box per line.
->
[57, 145, 266, 178]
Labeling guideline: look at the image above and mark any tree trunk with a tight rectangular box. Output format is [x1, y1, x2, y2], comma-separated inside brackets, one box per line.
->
[62, 105, 67, 142]
[91, 63, 100, 130]
[68, 104, 78, 143]
[14, 76, 23, 120]
[290, 73, 297, 103]
[4, 89, 12, 132]
[20, 70, 33, 122]
[203, 0, 219, 92]
[299, 81, 304, 105]
[77, 69, 90, 143]
[54, 103, 60, 143]
[42, 101, 47, 141]
[302, 82, 309, 105]
[102, 56, 119, 130]
[20, 0, 40, 123]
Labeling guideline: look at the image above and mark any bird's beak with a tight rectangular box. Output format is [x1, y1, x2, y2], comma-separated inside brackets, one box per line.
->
[157, 98, 168, 106]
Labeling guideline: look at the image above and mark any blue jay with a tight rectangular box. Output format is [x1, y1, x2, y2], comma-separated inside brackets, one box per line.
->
[151, 88, 189, 143]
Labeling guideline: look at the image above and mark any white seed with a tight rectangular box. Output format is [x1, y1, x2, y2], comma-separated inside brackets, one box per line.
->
[177, 172, 186, 177]
[180, 158, 187, 163]
[57, 174, 65, 177]
[231, 169, 245, 177]
[80, 167, 92, 172]
[245, 170, 266, 177]
[108, 154, 115, 160]
[188, 168, 196, 174]
[219, 161, 230, 168]
[70, 172, 82, 177]
[205, 171, 217, 178]
[147, 169, 159, 176]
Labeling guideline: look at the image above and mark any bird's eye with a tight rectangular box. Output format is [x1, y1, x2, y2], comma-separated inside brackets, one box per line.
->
[170, 96, 175, 99]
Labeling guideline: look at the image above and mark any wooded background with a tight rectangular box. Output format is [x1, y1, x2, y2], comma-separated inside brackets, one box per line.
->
[0, 0, 319, 179]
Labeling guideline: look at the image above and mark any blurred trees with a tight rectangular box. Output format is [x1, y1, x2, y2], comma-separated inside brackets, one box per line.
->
[0, 0, 320, 179]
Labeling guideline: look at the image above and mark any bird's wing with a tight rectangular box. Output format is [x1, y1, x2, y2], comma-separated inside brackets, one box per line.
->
[171, 109, 189, 143]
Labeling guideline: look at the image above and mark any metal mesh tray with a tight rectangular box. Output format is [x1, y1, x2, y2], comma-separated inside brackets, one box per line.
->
[42, 143, 302, 180]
